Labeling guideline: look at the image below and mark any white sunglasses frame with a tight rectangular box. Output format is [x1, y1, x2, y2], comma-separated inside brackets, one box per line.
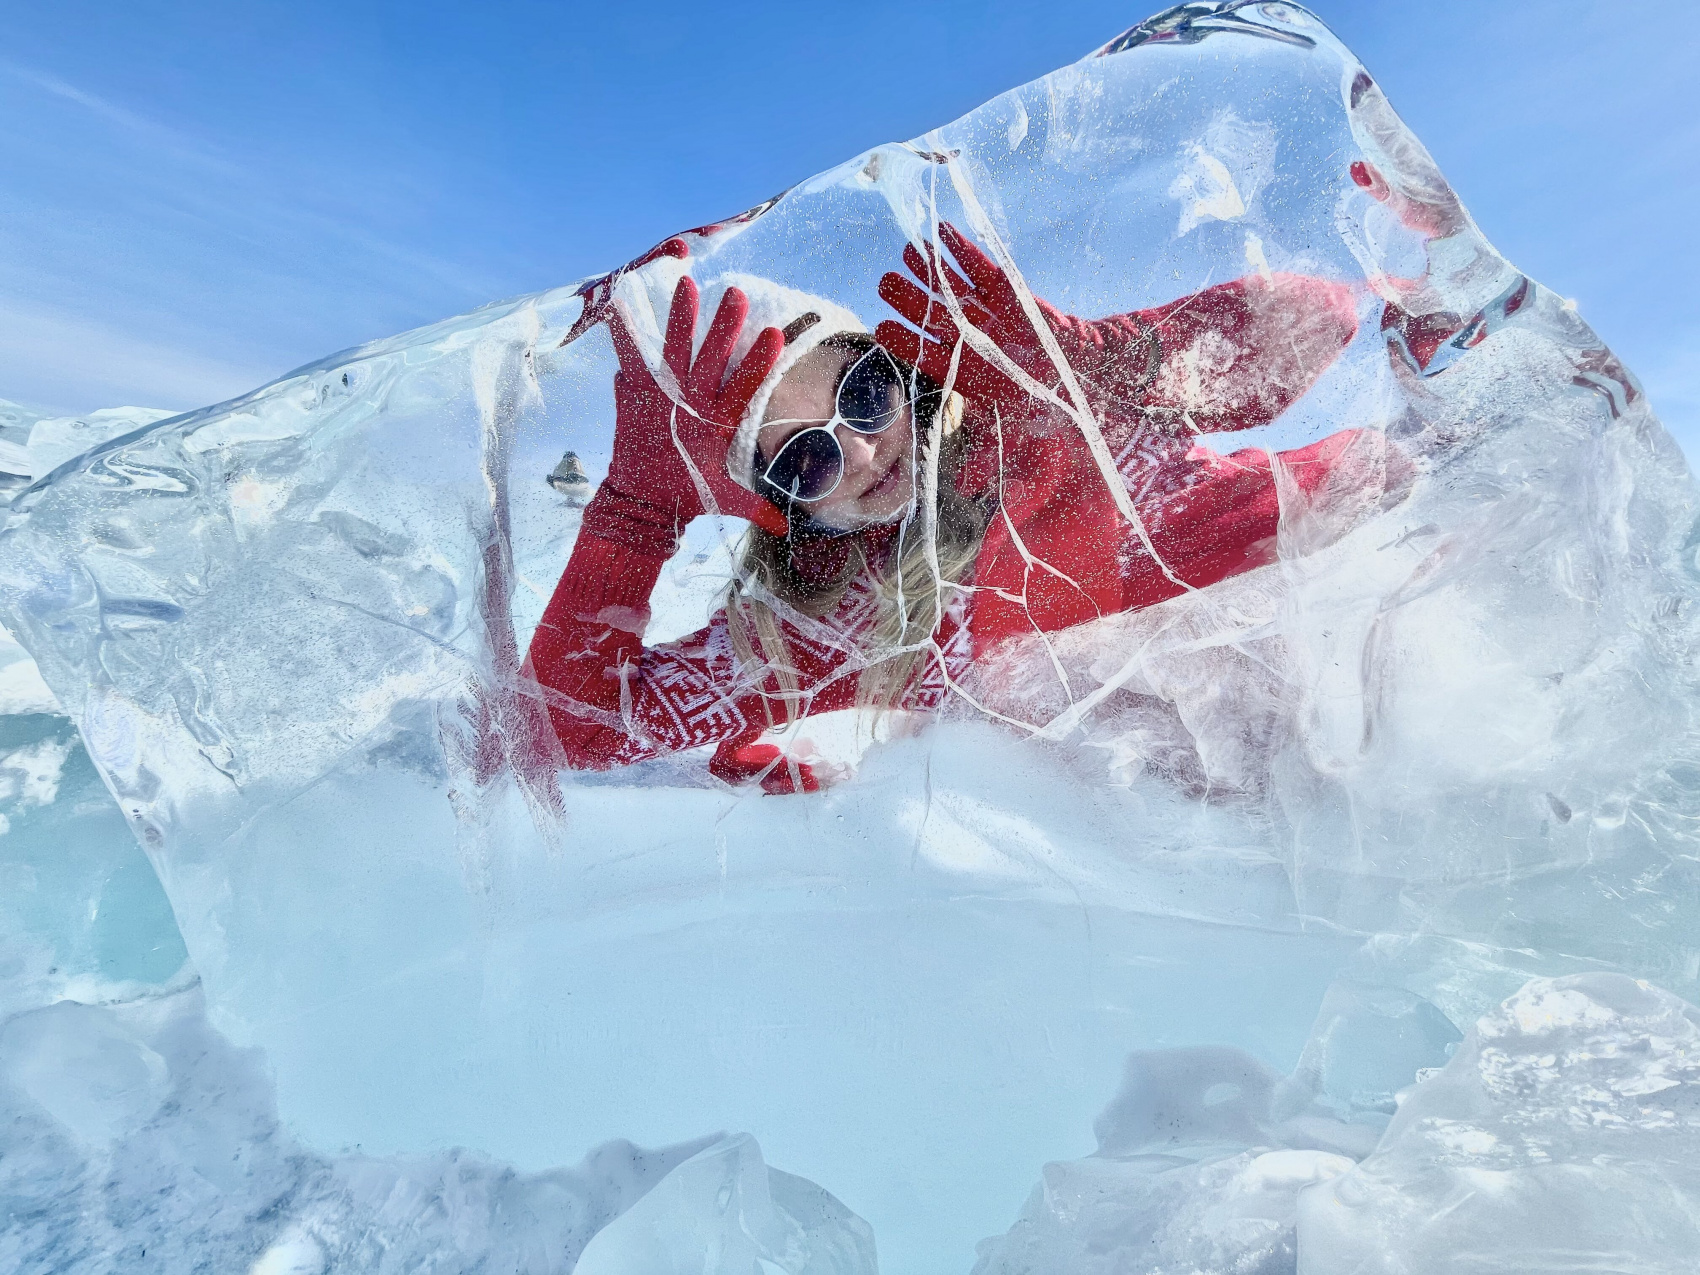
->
[755, 345, 912, 504]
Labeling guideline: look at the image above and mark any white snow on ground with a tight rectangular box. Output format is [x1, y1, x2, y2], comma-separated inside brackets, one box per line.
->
[0, 982, 873, 1275]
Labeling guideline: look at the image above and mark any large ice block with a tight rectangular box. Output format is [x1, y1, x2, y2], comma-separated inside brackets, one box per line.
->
[3, 2, 1697, 1269]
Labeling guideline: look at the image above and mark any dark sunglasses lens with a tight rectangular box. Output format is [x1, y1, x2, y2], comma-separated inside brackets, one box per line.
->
[763, 430, 844, 503]
[837, 349, 905, 434]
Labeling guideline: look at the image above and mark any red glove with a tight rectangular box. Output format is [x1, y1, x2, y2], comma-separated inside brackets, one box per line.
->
[1349, 159, 1467, 241]
[874, 222, 1158, 428]
[1352, 159, 1533, 377]
[585, 250, 791, 556]
[709, 739, 821, 795]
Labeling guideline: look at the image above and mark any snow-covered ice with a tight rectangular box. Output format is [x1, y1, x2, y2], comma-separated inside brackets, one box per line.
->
[2, 985, 868, 1275]
[3, 2, 1699, 1270]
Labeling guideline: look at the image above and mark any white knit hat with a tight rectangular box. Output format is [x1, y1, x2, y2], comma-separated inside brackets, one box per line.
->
[611, 254, 867, 492]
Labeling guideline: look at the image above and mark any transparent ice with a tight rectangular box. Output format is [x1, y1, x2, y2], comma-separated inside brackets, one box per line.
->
[3, 3, 1698, 1271]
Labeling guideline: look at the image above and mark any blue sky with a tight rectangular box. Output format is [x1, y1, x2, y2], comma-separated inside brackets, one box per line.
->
[2, 1, 1695, 454]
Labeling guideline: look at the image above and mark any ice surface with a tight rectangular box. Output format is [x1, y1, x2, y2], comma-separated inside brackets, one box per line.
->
[977, 973, 1700, 1273]
[0, 670, 187, 1020]
[0, 985, 806, 1274]
[1299, 973, 1700, 1273]
[0, 403, 189, 1017]
[0, 399, 177, 505]
[3, 1, 1699, 1270]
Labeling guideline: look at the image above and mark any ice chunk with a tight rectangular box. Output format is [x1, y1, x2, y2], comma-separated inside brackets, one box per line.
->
[575, 1134, 876, 1275]
[1, 1, 1697, 1270]
[0, 399, 45, 501]
[0, 398, 174, 712]
[0, 1000, 169, 1149]
[0, 399, 176, 499]
[1298, 974, 1700, 1272]
[978, 1146, 1355, 1275]
[0, 710, 187, 1016]
[1, 984, 857, 1275]
[1284, 979, 1463, 1128]
[25, 405, 179, 479]
[976, 971, 1696, 1272]
[974, 1044, 1365, 1274]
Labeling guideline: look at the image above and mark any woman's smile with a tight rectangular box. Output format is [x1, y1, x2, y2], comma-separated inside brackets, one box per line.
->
[859, 446, 908, 504]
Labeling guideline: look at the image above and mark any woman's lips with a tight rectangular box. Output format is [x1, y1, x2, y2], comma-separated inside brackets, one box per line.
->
[860, 452, 906, 503]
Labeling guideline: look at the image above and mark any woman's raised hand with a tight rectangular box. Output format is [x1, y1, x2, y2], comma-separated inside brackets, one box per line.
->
[603, 266, 790, 542]
[875, 222, 1095, 425]
[658, 275, 786, 445]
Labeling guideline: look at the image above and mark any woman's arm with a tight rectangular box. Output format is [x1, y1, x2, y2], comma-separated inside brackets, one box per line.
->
[525, 518, 874, 789]
[527, 256, 832, 786]
[875, 224, 1358, 445]
[524, 513, 675, 771]
[1116, 427, 1409, 610]
[964, 423, 1410, 647]
[1109, 272, 1357, 439]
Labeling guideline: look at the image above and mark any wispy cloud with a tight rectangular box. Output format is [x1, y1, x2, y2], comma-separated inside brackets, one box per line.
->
[3, 56, 491, 294]
[0, 57, 243, 178]
[0, 57, 509, 412]
[0, 297, 270, 414]
[5, 59, 154, 130]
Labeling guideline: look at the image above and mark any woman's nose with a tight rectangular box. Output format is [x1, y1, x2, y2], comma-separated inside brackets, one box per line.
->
[837, 428, 879, 475]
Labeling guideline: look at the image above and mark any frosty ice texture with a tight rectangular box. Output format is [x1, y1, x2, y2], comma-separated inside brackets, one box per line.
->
[0, 399, 190, 1020]
[0, 399, 177, 505]
[1299, 974, 1700, 1272]
[977, 974, 1700, 1273]
[3, 0, 1698, 1269]
[0, 987, 811, 1274]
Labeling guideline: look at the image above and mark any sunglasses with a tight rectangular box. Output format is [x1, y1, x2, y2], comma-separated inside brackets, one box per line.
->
[757, 346, 910, 504]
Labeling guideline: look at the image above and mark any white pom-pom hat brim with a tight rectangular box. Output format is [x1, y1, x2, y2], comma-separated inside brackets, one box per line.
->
[611, 256, 867, 493]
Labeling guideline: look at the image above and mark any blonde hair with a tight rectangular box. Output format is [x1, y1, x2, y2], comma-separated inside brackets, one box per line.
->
[725, 339, 987, 722]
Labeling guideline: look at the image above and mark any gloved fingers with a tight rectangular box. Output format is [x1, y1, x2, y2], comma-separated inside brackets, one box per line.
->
[688, 286, 748, 405]
[903, 241, 974, 305]
[708, 740, 774, 786]
[663, 276, 701, 387]
[605, 240, 691, 382]
[717, 325, 784, 427]
[1350, 159, 1390, 201]
[873, 319, 946, 384]
[743, 497, 790, 539]
[884, 272, 993, 343]
[607, 309, 648, 380]
[886, 260, 995, 345]
[683, 443, 788, 534]
[674, 410, 788, 534]
[1350, 159, 1464, 239]
[765, 758, 822, 799]
[877, 319, 983, 391]
[634, 236, 690, 269]
[878, 270, 958, 334]
[938, 222, 1018, 313]
[872, 318, 922, 363]
[709, 740, 818, 793]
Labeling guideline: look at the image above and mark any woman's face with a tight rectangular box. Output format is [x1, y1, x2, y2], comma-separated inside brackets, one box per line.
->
[755, 343, 916, 532]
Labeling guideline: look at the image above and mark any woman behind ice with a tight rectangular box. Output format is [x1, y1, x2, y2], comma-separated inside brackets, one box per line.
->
[526, 190, 1425, 793]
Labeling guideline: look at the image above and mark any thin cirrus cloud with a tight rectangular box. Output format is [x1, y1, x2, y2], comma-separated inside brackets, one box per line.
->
[0, 61, 264, 410]
[0, 295, 265, 413]
[10, 61, 178, 145]
[0, 55, 505, 417]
